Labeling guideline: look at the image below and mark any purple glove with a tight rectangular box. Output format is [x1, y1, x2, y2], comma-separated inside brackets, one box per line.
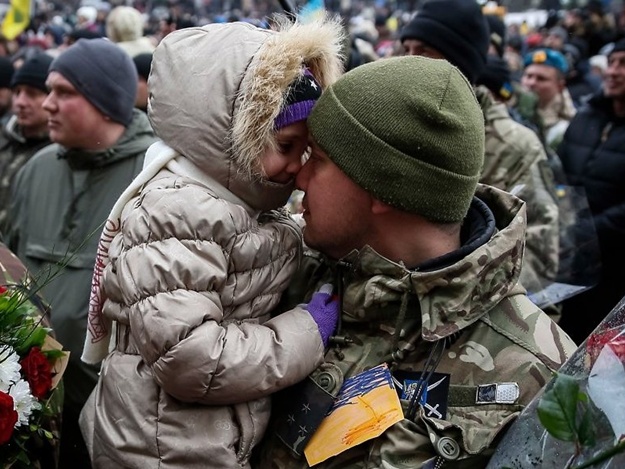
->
[305, 283, 339, 348]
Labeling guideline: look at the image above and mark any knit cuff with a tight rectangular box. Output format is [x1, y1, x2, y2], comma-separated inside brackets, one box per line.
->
[274, 100, 317, 130]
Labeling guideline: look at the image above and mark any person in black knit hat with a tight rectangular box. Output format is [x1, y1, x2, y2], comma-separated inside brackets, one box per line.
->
[0, 53, 52, 230]
[4, 38, 157, 469]
[400, 0, 489, 83]
[400, 0, 561, 310]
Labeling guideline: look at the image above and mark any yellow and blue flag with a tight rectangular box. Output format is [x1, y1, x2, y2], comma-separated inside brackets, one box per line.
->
[2, 0, 31, 40]
[299, 0, 325, 22]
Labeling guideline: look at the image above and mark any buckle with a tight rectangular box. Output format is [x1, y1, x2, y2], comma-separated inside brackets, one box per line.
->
[475, 382, 519, 404]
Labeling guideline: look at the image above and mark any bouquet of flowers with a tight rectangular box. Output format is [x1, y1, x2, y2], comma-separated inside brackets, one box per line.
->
[0, 283, 67, 468]
[486, 299, 625, 468]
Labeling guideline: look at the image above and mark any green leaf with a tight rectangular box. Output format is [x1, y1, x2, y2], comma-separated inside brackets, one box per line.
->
[537, 374, 580, 442]
[577, 404, 596, 447]
[19, 325, 47, 350]
[42, 349, 65, 359]
[15, 450, 30, 463]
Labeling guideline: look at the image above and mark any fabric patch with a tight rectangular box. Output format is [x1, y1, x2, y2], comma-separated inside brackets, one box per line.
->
[275, 376, 336, 458]
[394, 370, 451, 420]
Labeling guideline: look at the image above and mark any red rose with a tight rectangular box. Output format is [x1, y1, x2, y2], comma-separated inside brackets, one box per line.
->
[20, 347, 52, 400]
[587, 327, 625, 364]
[0, 391, 17, 444]
[0, 285, 7, 295]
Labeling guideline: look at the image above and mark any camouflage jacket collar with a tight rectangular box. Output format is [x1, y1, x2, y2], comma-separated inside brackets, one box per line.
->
[336, 185, 526, 341]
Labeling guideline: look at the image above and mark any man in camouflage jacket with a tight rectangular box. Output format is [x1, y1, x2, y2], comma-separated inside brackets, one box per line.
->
[476, 87, 560, 298]
[399, 0, 560, 304]
[257, 57, 576, 468]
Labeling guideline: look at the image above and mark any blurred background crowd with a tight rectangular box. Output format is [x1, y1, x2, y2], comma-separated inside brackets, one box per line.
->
[2, 0, 625, 466]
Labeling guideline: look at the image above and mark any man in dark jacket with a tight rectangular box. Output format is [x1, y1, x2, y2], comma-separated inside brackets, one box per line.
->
[558, 38, 625, 344]
[0, 52, 52, 229]
[4, 38, 156, 468]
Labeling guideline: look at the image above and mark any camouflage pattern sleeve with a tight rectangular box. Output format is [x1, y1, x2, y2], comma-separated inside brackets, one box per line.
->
[479, 87, 541, 192]
[257, 187, 573, 469]
[477, 87, 559, 300]
[515, 152, 559, 298]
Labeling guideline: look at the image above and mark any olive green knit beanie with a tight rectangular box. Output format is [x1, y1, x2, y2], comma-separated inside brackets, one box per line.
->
[308, 56, 485, 223]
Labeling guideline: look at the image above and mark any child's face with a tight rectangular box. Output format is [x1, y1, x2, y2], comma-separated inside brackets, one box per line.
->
[262, 121, 309, 184]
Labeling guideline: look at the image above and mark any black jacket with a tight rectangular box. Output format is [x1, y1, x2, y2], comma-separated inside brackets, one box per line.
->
[558, 93, 625, 260]
[557, 92, 625, 339]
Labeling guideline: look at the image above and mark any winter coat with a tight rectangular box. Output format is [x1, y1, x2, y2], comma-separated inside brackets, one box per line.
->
[557, 93, 625, 341]
[258, 185, 576, 468]
[4, 109, 156, 414]
[82, 20, 344, 469]
[476, 87, 559, 301]
[0, 115, 50, 229]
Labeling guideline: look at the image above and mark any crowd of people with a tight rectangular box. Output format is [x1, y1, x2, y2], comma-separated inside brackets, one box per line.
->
[0, 0, 624, 467]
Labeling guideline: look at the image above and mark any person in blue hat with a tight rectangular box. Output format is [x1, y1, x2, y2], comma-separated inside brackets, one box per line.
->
[521, 48, 577, 151]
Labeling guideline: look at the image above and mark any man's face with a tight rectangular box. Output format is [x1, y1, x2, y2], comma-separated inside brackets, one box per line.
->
[402, 39, 445, 59]
[521, 64, 564, 107]
[296, 139, 374, 260]
[604, 51, 625, 99]
[43, 71, 109, 149]
[12, 84, 48, 134]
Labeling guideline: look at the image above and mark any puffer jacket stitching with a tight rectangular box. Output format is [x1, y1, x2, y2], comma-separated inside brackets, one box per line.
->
[117, 288, 287, 311]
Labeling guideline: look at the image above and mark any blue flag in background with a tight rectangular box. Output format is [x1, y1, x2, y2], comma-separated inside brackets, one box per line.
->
[299, 0, 325, 22]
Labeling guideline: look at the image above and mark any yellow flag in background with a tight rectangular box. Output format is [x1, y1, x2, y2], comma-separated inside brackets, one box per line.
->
[1, 0, 31, 40]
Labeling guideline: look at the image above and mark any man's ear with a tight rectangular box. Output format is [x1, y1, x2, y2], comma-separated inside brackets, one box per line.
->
[371, 198, 393, 215]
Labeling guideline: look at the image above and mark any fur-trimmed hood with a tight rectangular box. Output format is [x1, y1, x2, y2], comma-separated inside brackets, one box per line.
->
[147, 17, 344, 211]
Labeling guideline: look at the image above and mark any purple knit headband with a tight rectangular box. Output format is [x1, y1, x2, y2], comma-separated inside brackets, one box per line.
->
[274, 68, 322, 130]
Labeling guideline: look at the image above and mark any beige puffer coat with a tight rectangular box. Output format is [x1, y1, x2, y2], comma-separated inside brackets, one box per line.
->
[83, 19, 344, 469]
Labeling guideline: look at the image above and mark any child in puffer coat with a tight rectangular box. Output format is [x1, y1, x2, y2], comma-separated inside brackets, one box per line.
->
[79, 17, 345, 469]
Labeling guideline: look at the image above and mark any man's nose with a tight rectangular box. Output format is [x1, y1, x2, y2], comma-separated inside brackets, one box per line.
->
[295, 160, 311, 191]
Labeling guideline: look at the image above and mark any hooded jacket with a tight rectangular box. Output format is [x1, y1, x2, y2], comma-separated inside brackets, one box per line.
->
[81, 19, 344, 469]
[259, 185, 576, 468]
[4, 109, 156, 415]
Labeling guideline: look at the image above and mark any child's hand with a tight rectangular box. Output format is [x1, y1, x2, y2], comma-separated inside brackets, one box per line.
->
[305, 284, 339, 347]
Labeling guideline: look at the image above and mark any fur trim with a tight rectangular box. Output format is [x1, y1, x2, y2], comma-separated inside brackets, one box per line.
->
[230, 14, 345, 180]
